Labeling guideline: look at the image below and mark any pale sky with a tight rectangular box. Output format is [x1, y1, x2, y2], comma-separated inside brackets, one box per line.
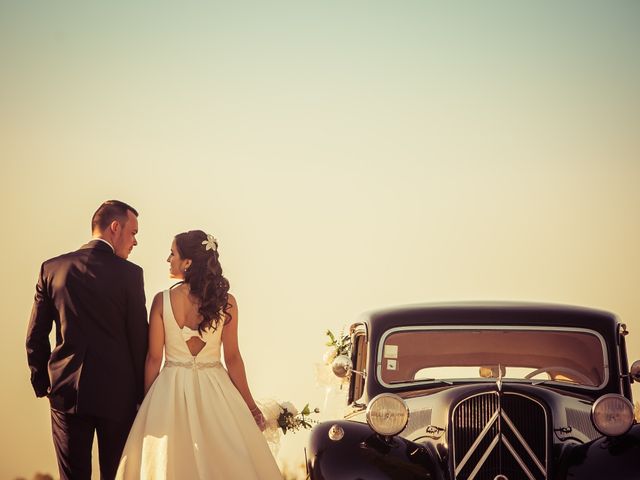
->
[2, 1, 639, 478]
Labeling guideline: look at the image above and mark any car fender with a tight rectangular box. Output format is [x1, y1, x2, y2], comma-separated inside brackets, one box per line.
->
[307, 420, 444, 480]
[561, 423, 640, 479]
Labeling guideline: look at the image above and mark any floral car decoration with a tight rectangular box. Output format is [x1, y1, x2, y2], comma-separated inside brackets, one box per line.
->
[258, 399, 319, 453]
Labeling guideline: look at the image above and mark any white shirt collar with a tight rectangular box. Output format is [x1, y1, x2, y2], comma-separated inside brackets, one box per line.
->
[92, 238, 115, 253]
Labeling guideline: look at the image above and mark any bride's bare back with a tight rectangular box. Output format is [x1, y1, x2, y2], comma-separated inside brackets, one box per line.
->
[168, 285, 207, 356]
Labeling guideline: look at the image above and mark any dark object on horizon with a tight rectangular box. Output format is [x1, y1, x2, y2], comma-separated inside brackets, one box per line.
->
[33, 474, 54, 480]
[13, 474, 54, 480]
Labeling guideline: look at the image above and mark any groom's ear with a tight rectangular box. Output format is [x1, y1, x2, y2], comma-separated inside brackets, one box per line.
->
[109, 219, 120, 234]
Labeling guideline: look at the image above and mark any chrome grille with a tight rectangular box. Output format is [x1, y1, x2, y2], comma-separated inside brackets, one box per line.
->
[452, 392, 547, 480]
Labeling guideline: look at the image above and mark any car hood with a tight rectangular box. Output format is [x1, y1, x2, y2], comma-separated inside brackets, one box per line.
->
[356, 382, 601, 445]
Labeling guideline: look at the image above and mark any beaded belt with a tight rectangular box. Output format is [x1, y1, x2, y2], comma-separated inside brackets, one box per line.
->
[164, 359, 222, 370]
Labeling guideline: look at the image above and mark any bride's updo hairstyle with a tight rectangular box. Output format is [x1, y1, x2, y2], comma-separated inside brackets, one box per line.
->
[174, 230, 231, 333]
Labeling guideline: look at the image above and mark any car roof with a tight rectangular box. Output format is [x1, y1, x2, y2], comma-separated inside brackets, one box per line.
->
[359, 301, 619, 340]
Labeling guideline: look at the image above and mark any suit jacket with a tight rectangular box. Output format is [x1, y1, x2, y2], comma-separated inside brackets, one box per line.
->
[26, 240, 148, 420]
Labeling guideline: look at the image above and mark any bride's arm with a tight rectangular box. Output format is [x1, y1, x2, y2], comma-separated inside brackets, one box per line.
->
[222, 294, 265, 430]
[144, 292, 165, 395]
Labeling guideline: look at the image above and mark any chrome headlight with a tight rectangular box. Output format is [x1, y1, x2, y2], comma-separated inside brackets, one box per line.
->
[591, 394, 635, 437]
[365, 393, 409, 437]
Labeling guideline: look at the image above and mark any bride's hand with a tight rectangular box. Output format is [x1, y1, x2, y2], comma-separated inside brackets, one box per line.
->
[250, 405, 266, 431]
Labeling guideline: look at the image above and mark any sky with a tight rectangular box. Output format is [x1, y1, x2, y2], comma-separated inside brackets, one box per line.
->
[1, 1, 639, 478]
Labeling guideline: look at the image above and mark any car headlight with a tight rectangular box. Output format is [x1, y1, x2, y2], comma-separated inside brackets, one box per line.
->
[591, 394, 635, 437]
[365, 393, 409, 437]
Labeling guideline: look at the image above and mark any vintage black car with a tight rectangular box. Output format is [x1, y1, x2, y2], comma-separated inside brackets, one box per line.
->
[307, 303, 640, 480]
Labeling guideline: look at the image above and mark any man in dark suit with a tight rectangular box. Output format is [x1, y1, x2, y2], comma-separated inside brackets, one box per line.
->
[26, 200, 149, 480]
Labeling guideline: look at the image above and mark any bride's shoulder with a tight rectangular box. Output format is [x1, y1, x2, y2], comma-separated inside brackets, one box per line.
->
[227, 292, 237, 308]
[151, 290, 166, 310]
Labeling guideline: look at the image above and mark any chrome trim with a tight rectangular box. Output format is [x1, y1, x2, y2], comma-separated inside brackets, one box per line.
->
[467, 433, 500, 480]
[631, 360, 640, 382]
[501, 410, 545, 475]
[455, 408, 499, 475]
[617, 323, 625, 393]
[377, 325, 609, 390]
[452, 391, 548, 480]
[349, 322, 369, 406]
[502, 436, 536, 480]
[365, 393, 409, 437]
[506, 392, 549, 478]
[591, 393, 635, 437]
[350, 321, 368, 346]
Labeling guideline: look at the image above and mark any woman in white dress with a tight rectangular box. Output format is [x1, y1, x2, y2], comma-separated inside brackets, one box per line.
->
[116, 230, 282, 479]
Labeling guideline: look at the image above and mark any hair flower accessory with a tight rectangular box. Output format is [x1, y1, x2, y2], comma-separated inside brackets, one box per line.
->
[202, 234, 218, 252]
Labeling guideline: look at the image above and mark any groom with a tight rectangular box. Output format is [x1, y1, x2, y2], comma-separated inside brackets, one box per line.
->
[26, 200, 149, 480]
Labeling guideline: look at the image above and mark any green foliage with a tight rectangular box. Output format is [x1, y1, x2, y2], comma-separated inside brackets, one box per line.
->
[325, 328, 351, 357]
[277, 403, 320, 435]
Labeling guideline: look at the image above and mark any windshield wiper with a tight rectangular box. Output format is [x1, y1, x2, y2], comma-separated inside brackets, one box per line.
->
[391, 378, 453, 385]
[529, 379, 550, 386]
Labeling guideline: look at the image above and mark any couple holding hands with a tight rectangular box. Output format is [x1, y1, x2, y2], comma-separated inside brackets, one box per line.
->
[26, 200, 282, 479]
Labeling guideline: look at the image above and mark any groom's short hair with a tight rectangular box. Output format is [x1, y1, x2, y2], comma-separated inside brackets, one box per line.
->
[91, 200, 139, 232]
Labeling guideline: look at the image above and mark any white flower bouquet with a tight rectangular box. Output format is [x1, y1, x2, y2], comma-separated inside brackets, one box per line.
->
[256, 399, 320, 453]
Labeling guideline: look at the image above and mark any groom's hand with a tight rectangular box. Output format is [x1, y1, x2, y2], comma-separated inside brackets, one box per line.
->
[34, 384, 50, 398]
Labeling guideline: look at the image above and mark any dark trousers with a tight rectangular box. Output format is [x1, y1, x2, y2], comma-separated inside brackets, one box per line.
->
[51, 409, 134, 480]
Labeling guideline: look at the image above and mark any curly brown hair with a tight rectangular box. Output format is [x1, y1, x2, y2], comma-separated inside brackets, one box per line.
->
[174, 230, 231, 334]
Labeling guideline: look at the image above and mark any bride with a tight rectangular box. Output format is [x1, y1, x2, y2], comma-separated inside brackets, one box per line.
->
[116, 230, 282, 479]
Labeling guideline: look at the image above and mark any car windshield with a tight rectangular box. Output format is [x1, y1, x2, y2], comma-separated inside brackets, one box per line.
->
[379, 327, 607, 388]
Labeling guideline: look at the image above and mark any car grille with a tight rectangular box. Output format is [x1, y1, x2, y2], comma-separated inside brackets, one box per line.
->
[452, 392, 548, 480]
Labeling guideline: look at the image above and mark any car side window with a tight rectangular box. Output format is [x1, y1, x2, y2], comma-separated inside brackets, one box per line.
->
[349, 333, 367, 404]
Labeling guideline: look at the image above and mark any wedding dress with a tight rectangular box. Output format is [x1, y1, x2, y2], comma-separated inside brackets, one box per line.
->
[116, 290, 282, 479]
